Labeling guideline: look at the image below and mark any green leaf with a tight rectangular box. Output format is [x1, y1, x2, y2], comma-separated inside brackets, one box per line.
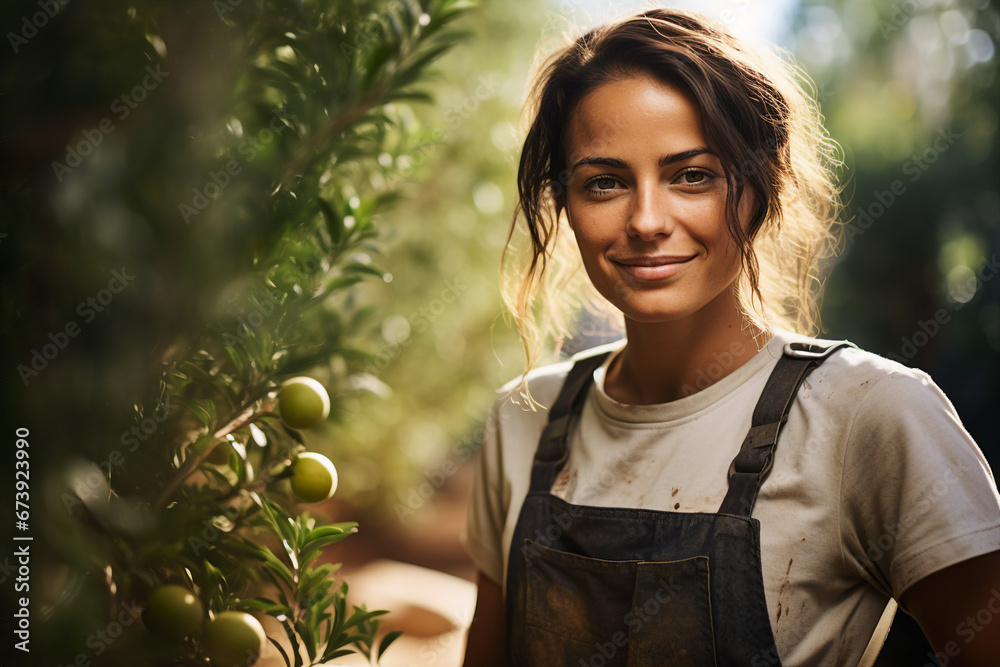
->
[278, 618, 304, 667]
[385, 89, 435, 104]
[321, 649, 355, 661]
[296, 563, 334, 600]
[299, 546, 344, 572]
[303, 524, 348, 543]
[343, 607, 389, 631]
[176, 360, 218, 387]
[295, 618, 318, 663]
[299, 523, 356, 557]
[343, 262, 386, 279]
[259, 496, 298, 544]
[281, 538, 299, 573]
[232, 538, 295, 590]
[378, 630, 404, 661]
[396, 42, 454, 85]
[190, 432, 217, 457]
[267, 636, 293, 667]
[364, 42, 398, 89]
[318, 198, 344, 245]
[322, 274, 364, 294]
[239, 597, 292, 616]
[172, 395, 217, 429]
[201, 465, 234, 488]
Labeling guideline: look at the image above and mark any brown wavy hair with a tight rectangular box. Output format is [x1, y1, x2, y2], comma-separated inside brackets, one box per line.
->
[501, 8, 845, 386]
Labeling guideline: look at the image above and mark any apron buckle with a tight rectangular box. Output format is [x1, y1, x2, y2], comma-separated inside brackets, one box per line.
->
[783, 341, 853, 360]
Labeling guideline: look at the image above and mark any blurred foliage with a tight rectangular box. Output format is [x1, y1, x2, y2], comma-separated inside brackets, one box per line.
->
[786, 0, 999, 464]
[319, 0, 550, 525]
[1, 0, 475, 664]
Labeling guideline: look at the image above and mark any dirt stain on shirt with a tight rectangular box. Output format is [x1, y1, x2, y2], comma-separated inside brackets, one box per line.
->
[551, 466, 575, 496]
[776, 557, 794, 622]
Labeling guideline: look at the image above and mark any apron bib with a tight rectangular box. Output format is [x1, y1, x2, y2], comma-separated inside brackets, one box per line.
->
[505, 341, 852, 666]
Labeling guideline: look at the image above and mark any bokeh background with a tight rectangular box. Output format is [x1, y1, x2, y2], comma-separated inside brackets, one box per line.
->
[1, 0, 997, 665]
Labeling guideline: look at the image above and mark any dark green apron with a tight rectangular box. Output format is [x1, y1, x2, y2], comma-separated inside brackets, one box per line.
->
[505, 341, 853, 666]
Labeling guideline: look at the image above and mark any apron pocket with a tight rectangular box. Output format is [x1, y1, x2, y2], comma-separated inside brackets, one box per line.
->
[627, 557, 717, 667]
[521, 541, 718, 667]
[523, 538, 638, 666]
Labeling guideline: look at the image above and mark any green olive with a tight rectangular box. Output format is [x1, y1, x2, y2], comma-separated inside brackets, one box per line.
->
[202, 611, 266, 666]
[277, 377, 330, 429]
[206, 441, 236, 465]
[143, 585, 205, 640]
[289, 452, 338, 503]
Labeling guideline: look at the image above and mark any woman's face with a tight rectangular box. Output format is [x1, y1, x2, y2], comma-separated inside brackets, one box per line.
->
[563, 74, 750, 325]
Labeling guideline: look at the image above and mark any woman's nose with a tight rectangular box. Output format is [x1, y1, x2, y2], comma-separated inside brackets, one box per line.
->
[625, 183, 674, 241]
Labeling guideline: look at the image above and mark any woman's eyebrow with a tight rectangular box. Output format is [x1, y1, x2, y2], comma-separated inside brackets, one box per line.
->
[659, 147, 715, 165]
[571, 147, 716, 172]
[571, 156, 628, 171]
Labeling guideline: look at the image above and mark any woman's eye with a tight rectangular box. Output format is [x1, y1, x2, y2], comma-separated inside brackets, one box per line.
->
[591, 176, 618, 190]
[681, 170, 707, 184]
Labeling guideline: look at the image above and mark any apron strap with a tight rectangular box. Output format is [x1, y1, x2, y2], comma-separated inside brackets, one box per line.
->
[718, 340, 855, 518]
[529, 350, 612, 493]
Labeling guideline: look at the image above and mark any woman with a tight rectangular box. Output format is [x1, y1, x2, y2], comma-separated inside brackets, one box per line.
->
[462, 8, 1000, 667]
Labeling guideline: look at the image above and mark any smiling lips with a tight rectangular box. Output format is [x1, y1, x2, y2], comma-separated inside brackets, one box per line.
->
[613, 254, 696, 281]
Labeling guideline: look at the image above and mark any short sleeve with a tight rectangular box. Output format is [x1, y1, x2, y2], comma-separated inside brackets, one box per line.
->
[461, 398, 507, 586]
[839, 367, 1000, 603]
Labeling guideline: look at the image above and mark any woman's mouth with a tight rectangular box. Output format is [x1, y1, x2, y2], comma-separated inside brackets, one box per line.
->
[613, 255, 696, 281]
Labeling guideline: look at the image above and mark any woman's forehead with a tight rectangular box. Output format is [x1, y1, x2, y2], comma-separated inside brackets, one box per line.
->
[564, 74, 709, 161]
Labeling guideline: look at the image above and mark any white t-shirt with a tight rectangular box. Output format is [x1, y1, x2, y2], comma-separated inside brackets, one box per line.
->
[463, 328, 1000, 667]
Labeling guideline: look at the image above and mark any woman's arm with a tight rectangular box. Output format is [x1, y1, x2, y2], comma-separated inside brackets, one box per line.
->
[462, 570, 508, 667]
[901, 550, 1000, 667]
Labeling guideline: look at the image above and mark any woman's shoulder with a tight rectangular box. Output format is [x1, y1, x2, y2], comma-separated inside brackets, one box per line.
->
[774, 329, 955, 418]
[777, 329, 930, 383]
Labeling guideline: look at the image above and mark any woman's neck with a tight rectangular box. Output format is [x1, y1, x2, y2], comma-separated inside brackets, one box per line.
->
[604, 290, 770, 405]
